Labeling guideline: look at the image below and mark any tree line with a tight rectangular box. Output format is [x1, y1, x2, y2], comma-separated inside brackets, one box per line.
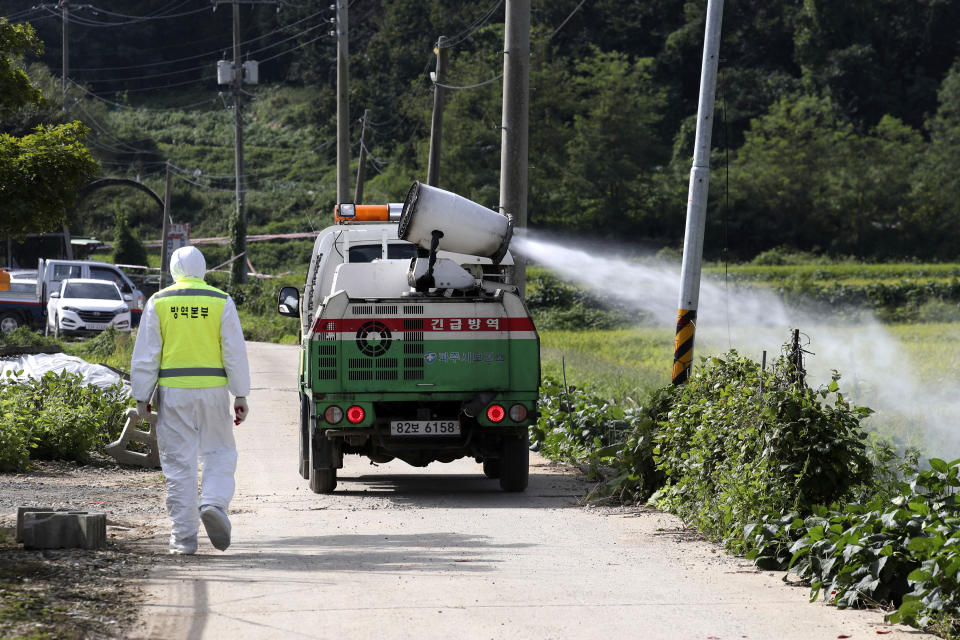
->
[4, 0, 960, 259]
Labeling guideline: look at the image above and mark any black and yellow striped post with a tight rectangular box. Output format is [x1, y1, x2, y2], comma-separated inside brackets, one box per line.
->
[672, 0, 723, 385]
[672, 309, 697, 384]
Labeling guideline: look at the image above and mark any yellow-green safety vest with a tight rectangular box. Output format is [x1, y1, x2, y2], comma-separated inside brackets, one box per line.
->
[154, 277, 229, 388]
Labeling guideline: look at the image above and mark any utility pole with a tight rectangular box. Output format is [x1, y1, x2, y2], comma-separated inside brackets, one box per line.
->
[60, 0, 68, 109]
[672, 0, 724, 385]
[426, 35, 449, 187]
[336, 0, 350, 204]
[498, 0, 530, 298]
[354, 109, 371, 204]
[230, 1, 247, 285]
[160, 162, 172, 289]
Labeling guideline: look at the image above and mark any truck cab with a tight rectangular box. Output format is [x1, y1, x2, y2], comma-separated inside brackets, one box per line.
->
[278, 191, 539, 494]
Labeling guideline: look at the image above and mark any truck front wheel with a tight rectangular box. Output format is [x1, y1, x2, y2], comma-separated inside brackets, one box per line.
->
[298, 393, 310, 479]
[499, 431, 529, 492]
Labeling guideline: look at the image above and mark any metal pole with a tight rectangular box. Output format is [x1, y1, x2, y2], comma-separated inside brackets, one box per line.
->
[498, 0, 530, 298]
[426, 35, 448, 187]
[60, 0, 68, 109]
[230, 1, 247, 284]
[160, 162, 172, 289]
[336, 0, 350, 204]
[354, 109, 370, 204]
[673, 0, 724, 385]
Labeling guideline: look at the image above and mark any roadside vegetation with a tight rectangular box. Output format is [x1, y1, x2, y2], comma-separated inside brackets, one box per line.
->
[532, 334, 960, 636]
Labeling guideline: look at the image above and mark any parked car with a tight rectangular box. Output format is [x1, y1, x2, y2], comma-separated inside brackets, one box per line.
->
[37, 259, 145, 327]
[46, 278, 132, 337]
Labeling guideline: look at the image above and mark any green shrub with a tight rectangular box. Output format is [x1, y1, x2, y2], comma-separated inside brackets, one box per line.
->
[0, 327, 59, 348]
[652, 350, 873, 549]
[0, 370, 130, 471]
[532, 376, 662, 502]
[0, 380, 32, 472]
[67, 326, 135, 372]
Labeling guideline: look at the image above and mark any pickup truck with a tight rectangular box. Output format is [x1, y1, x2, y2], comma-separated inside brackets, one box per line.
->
[0, 259, 145, 333]
[0, 273, 43, 333]
[278, 185, 540, 494]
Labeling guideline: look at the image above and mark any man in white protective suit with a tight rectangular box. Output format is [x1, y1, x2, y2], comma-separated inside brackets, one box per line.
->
[131, 246, 250, 554]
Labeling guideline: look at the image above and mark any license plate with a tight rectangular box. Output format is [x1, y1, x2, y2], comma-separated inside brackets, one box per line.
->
[86, 323, 108, 330]
[390, 420, 461, 436]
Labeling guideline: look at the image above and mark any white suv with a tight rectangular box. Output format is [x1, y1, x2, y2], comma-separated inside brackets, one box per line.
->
[46, 278, 132, 337]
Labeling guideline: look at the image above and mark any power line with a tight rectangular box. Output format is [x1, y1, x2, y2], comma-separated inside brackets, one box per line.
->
[37, 2, 211, 28]
[68, 80, 218, 111]
[440, 0, 503, 49]
[435, 74, 502, 90]
[545, 0, 589, 41]
[69, 9, 326, 73]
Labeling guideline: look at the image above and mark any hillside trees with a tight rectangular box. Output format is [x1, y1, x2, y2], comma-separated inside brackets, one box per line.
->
[727, 95, 927, 259]
[0, 18, 98, 239]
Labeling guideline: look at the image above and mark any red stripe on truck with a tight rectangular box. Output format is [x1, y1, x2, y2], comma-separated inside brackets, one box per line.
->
[311, 317, 535, 334]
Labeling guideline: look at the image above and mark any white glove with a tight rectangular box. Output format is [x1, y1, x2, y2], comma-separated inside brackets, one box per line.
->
[136, 401, 151, 417]
[234, 397, 249, 425]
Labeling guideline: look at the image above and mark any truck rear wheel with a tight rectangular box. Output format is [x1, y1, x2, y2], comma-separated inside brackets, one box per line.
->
[309, 466, 337, 494]
[309, 430, 338, 494]
[499, 431, 529, 492]
[482, 458, 500, 479]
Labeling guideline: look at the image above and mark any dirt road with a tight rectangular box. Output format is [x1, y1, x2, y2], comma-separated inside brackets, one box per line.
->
[136, 342, 932, 640]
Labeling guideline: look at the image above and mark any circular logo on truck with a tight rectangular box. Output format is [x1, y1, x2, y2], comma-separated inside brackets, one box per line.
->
[356, 321, 392, 357]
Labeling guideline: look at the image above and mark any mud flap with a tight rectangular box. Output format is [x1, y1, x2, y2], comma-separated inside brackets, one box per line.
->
[312, 428, 343, 470]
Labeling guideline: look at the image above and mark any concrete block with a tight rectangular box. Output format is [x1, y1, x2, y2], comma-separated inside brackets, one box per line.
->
[18, 510, 106, 550]
[104, 407, 161, 468]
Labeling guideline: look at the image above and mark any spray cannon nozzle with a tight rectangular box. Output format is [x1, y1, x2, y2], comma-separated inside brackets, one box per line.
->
[398, 182, 513, 263]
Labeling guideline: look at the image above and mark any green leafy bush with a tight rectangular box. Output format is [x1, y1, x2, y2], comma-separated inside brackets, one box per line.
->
[533, 376, 662, 502]
[741, 455, 960, 633]
[0, 370, 130, 471]
[0, 326, 59, 348]
[652, 350, 873, 549]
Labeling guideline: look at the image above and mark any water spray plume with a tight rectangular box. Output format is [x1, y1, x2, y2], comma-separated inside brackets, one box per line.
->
[513, 232, 960, 458]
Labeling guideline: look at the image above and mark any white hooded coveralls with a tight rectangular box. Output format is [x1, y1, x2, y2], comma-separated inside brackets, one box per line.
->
[131, 247, 250, 544]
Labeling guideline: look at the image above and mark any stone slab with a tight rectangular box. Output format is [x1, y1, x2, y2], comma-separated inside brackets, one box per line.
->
[19, 510, 106, 550]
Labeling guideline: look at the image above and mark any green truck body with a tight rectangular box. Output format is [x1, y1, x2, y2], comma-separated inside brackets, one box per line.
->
[280, 213, 539, 493]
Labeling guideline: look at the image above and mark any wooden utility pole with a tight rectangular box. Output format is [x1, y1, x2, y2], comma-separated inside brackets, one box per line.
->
[672, 0, 724, 385]
[354, 109, 371, 204]
[160, 162, 172, 289]
[229, 1, 248, 284]
[498, 0, 530, 298]
[60, 0, 68, 109]
[336, 0, 350, 204]
[426, 35, 449, 187]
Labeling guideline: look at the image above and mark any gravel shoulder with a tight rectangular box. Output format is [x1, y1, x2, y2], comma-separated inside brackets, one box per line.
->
[0, 456, 168, 640]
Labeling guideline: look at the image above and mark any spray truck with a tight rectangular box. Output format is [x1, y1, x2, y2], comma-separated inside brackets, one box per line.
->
[277, 183, 540, 493]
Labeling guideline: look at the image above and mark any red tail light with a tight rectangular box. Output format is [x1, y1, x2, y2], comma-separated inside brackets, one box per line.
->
[346, 406, 365, 424]
[486, 404, 505, 423]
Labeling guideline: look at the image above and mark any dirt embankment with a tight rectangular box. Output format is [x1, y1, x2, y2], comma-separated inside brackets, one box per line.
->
[0, 456, 167, 639]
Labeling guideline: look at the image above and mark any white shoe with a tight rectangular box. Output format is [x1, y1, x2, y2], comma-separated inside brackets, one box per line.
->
[169, 533, 198, 555]
[200, 505, 231, 551]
